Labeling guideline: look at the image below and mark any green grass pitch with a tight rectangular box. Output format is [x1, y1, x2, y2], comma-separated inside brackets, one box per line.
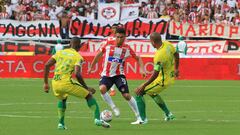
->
[0, 79, 240, 135]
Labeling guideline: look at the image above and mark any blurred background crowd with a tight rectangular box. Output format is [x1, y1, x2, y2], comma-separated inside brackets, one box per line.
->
[0, 0, 240, 26]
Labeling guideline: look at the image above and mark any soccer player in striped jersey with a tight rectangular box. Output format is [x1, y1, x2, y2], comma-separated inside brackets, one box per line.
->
[88, 27, 146, 124]
[43, 37, 110, 129]
[135, 32, 179, 124]
[107, 24, 118, 97]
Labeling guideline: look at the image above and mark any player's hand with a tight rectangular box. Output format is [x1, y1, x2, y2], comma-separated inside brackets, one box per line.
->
[87, 68, 93, 74]
[175, 69, 179, 78]
[88, 87, 96, 94]
[43, 83, 49, 93]
[140, 71, 147, 78]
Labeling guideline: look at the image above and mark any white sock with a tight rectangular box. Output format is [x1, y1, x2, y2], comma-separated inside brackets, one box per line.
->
[127, 96, 141, 119]
[101, 92, 116, 109]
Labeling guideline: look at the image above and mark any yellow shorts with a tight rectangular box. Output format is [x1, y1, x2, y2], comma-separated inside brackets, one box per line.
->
[52, 79, 89, 100]
[144, 79, 174, 96]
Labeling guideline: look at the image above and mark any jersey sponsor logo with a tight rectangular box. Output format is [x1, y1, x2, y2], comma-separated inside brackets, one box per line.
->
[108, 56, 122, 63]
[61, 51, 74, 56]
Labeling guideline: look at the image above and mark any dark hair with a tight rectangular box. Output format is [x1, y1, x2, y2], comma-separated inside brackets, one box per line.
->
[112, 23, 119, 27]
[115, 27, 126, 35]
[71, 37, 81, 47]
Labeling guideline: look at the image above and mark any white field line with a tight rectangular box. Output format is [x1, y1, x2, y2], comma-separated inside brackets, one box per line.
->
[0, 114, 239, 123]
[1, 99, 240, 106]
[0, 100, 193, 106]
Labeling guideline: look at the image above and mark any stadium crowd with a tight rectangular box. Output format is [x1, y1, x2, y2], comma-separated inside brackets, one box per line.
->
[0, 0, 240, 26]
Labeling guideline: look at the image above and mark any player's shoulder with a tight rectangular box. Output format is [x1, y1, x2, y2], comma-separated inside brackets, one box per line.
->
[122, 42, 131, 48]
[107, 37, 115, 41]
[163, 40, 173, 46]
[106, 37, 115, 44]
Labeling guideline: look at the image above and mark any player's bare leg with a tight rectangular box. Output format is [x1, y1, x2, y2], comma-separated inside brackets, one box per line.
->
[109, 85, 116, 96]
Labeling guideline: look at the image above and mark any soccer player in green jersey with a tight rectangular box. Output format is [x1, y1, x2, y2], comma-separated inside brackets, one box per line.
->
[134, 32, 179, 124]
[43, 37, 110, 129]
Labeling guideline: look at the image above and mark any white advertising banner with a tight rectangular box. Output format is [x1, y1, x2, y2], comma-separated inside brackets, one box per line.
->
[120, 4, 139, 20]
[70, 16, 169, 39]
[98, 3, 120, 22]
[0, 19, 61, 40]
[86, 40, 240, 58]
[169, 21, 240, 39]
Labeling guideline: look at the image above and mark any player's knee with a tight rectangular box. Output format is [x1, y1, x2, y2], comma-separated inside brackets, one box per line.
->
[122, 93, 131, 100]
[99, 85, 107, 94]
[85, 93, 93, 100]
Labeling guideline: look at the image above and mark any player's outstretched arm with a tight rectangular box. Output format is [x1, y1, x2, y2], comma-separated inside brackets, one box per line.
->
[88, 51, 103, 74]
[43, 58, 56, 93]
[75, 65, 96, 94]
[75, 65, 88, 89]
[134, 55, 147, 78]
[135, 70, 159, 95]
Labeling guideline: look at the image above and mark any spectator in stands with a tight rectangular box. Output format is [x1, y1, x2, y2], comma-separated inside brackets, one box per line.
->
[139, 2, 147, 17]
[147, 5, 158, 19]
[55, 1, 64, 16]
[227, 0, 237, 8]
[58, 11, 70, 39]
[223, 0, 231, 13]
[234, 11, 240, 25]
[43, 10, 50, 20]
[226, 7, 236, 22]
[19, 10, 30, 21]
[160, 8, 170, 19]
[0, 6, 9, 19]
[49, 5, 58, 20]
[78, 2, 86, 16]
[33, 10, 44, 20]
[4, 1, 12, 17]
[173, 7, 180, 22]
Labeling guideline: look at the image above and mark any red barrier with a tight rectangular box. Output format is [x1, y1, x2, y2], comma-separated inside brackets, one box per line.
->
[0, 56, 239, 80]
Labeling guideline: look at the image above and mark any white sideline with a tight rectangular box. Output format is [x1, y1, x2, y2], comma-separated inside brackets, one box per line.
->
[2, 99, 240, 106]
[0, 100, 194, 106]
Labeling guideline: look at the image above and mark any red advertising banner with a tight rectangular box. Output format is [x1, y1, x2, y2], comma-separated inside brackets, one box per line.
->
[0, 56, 239, 80]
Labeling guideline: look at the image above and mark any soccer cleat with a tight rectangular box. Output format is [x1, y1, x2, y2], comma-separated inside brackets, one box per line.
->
[112, 107, 120, 117]
[109, 89, 116, 96]
[164, 112, 175, 121]
[143, 118, 148, 124]
[57, 123, 67, 130]
[131, 117, 148, 125]
[94, 119, 111, 128]
[130, 119, 144, 125]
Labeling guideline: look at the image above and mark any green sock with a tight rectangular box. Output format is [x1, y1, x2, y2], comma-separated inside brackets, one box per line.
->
[135, 95, 146, 120]
[58, 99, 66, 125]
[151, 94, 170, 116]
[87, 97, 100, 120]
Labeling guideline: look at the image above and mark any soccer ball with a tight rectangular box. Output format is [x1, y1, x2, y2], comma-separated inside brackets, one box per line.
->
[100, 110, 112, 122]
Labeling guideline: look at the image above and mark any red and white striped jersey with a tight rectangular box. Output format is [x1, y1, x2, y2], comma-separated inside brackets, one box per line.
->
[100, 40, 137, 77]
